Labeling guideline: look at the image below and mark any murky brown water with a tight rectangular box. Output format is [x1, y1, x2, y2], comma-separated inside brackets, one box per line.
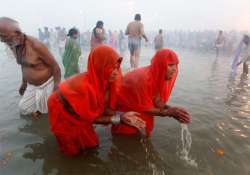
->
[0, 45, 250, 175]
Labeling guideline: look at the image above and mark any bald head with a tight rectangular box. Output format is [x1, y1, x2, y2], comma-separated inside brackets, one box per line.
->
[0, 17, 23, 46]
[0, 17, 21, 33]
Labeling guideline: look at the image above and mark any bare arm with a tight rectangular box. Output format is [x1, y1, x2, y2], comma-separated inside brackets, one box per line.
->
[94, 115, 112, 124]
[140, 23, 148, 42]
[145, 107, 165, 116]
[125, 25, 129, 35]
[32, 38, 61, 90]
[94, 112, 145, 129]
[142, 34, 148, 42]
[19, 68, 28, 95]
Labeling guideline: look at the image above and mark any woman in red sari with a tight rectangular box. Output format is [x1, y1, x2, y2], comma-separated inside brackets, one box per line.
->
[48, 45, 145, 156]
[112, 49, 191, 136]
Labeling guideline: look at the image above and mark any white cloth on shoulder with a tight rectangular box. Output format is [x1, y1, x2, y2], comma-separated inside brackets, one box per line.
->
[19, 77, 54, 115]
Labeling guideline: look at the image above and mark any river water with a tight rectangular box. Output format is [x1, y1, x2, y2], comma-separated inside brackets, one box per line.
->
[0, 45, 249, 175]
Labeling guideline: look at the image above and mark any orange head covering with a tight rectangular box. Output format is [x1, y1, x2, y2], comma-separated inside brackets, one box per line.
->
[113, 49, 179, 136]
[59, 45, 122, 122]
[149, 48, 179, 105]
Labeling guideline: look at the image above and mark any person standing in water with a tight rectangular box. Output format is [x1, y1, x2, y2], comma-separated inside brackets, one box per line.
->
[126, 14, 148, 69]
[0, 17, 61, 118]
[43, 27, 51, 50]
[112, 49, 191, 136]
[154, 29, 164, 51]
[237, 35, 250, 75]
[38, 28, 44, 42]
[215, 30, 226, 58]
[48, 45, 145, 156]
[90, 21, 106, 50]
[62, 28, 81, 79]
[58, 27, 67, 56]
[118, 30, 126, 56]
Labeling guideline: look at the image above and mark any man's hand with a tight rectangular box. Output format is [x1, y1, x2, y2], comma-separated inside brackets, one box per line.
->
[121, 112, 146, 129]
[19, 83, 27, 96]
[163, 107, 191, 123]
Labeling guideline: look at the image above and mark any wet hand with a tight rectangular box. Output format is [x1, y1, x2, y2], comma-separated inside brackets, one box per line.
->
[121, 112, 146, 129]
[164, 107, 191, 123]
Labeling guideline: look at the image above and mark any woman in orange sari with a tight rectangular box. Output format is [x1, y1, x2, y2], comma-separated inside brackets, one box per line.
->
[48, 45, 145, 156]
[112, 49, 191, 137]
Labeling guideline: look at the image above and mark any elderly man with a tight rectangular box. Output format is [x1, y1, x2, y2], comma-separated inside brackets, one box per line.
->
[0, 17, 61, 118]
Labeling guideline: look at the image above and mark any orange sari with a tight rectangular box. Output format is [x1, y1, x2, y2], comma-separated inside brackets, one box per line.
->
[48, 45, 121, 156]
[112, 49, 179, 136]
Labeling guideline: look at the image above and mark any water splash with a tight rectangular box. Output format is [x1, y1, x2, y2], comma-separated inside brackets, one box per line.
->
[180, 124, 198, 167]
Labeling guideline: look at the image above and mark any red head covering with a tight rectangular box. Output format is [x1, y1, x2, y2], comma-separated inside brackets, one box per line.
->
[59, 45, 121, 122]
[112, 49, 179, 136]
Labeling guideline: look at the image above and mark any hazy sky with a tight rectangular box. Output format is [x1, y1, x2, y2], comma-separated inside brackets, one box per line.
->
[1, 0, 250, 35]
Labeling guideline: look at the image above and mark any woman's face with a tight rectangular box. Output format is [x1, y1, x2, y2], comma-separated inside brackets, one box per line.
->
[72, 33, 78, 39]
[108, 57, 122, 82]
[165, 64, 177, 80]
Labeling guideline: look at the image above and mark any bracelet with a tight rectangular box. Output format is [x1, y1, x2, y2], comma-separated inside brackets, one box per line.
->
[111, 113, 121, 124]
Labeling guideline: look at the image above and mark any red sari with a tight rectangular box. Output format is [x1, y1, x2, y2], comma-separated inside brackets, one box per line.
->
[48, 45, 121, 156]
[112, 49, 179, 136]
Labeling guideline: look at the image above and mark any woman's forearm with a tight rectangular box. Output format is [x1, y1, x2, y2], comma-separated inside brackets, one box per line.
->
[145, 108, 162, 116]
[93, 115, 112, 124]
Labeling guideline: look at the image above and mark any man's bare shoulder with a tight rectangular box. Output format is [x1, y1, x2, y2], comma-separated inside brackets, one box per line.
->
[127, 21, 135, 26]
[138, 21, 144, 27]
[26, 35, 46, 50]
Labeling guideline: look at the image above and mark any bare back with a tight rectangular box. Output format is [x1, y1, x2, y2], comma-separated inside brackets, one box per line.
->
[126, 21, 144, 39]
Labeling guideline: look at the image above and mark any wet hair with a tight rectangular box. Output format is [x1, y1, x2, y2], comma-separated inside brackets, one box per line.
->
[96, 21, 104, 28]
[134, 14, 141, 21]
[67, 28, 78, 37]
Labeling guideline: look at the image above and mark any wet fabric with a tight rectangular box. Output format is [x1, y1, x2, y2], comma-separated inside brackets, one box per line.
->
[49, 45, 121, 156]
[128, 37, 141, 54]
[112, 49, 179, 136]
[62, 38, 81, 78]
[19, 77, 54, 115]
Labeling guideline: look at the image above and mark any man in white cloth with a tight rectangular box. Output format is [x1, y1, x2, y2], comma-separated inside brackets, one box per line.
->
[0, 17, 61, 118]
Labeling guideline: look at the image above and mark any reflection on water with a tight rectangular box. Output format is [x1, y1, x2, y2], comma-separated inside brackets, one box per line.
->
[0, 46, 250, 174]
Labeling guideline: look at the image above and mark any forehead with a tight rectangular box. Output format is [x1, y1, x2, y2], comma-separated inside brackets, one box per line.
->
[0, 29, 14, 37]
[167, 63, 177, 67]
[0, 20, 19, 33]
[0, 25, 15, 34]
